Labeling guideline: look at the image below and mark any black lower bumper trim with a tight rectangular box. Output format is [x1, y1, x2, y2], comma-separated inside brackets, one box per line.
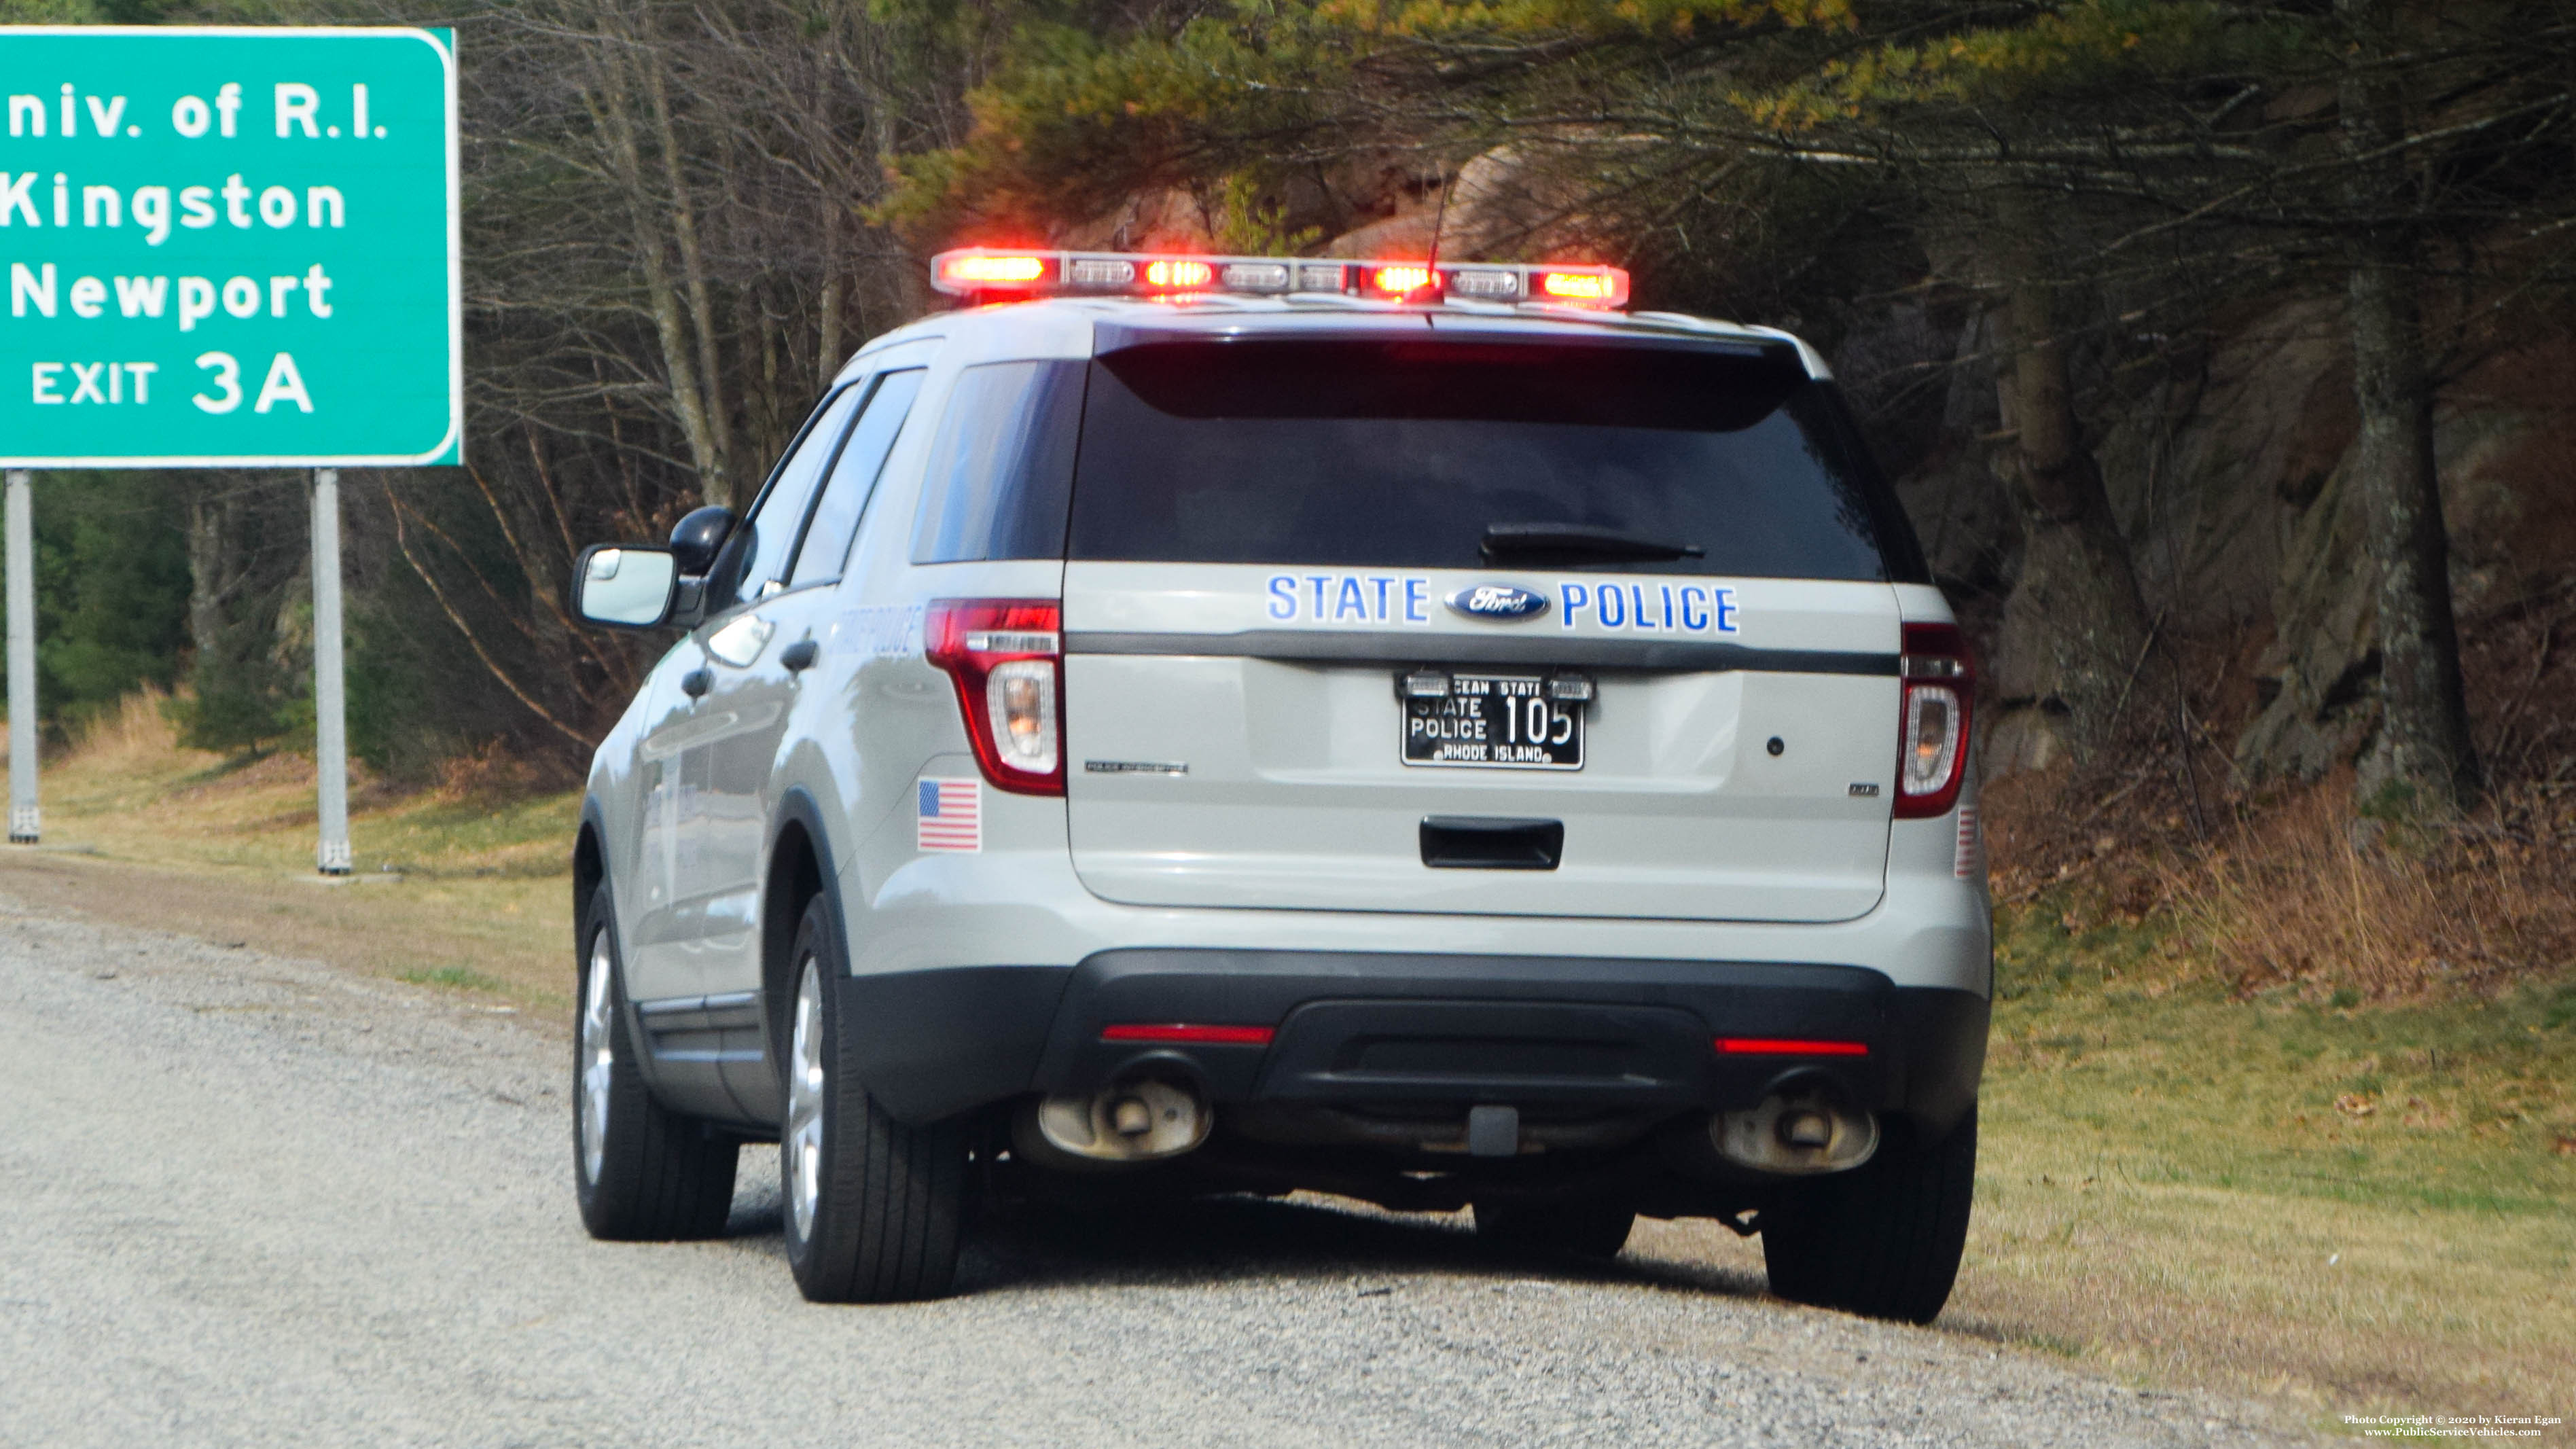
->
[851, 948, 1986, 1133]
[843, 964, 1073, 1124]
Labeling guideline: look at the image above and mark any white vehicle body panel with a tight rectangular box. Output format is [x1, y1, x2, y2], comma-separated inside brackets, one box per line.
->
[1060, 563, 1902, 922]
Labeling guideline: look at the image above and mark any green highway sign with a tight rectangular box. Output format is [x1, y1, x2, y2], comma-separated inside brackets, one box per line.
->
[0, 27, 459, 467]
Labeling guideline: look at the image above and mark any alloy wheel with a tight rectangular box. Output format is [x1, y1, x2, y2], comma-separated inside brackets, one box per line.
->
[784, 957, 825, 1242]
[578, 931, 616, 1185]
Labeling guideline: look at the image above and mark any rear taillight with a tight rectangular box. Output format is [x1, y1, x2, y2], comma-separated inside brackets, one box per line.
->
[1894, 622, 1973, 819]
[925, 599, 1064, 795]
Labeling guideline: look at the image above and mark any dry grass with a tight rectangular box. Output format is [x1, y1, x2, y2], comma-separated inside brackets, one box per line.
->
[2177, 782, 2576, 1001]
[1986, 760, 2576, 1006]
[0, 690, 579, 1014]
[1764, 743, 2576, 1422]
[1627, 904, 2576, 1425]
[1947, 743, 2576, 1423]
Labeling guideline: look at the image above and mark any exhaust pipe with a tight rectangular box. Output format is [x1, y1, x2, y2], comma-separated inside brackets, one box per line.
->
[1018, 1077, 1211, 1166]
[1711, 1091, 1878, 1175]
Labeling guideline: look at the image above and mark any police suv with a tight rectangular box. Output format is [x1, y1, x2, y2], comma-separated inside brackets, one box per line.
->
[569, 250, 1989, 1321]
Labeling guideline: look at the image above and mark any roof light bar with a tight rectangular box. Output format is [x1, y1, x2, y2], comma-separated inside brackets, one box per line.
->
[928, 248, 1628, 310]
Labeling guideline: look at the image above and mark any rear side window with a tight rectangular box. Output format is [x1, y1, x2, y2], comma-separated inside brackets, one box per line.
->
[1066, 339, 1926, 582]
[730, 383, 865, 601]
[909, 360, 1087, 564]
[791, 368, 926, 585]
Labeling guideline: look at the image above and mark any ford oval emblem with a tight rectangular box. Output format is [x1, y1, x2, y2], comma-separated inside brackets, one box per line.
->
[1444, 584, 1550, 622]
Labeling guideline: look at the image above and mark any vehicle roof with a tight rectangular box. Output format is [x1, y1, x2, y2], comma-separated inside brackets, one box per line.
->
[840, 294, 1831, 382]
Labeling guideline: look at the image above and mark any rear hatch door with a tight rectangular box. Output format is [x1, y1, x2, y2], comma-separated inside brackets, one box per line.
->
[1060, 325, 1917, 924]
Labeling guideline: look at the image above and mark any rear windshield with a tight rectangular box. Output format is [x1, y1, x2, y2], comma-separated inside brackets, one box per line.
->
[1065, 338, 1925, 582]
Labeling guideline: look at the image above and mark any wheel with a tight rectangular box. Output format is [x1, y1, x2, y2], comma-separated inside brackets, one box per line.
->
[1761, 1104, 1977, 1324]
[779, 895, 967, 1303]
[573, 884, 739, 1240]
[1471, 1197, 1636, 1260]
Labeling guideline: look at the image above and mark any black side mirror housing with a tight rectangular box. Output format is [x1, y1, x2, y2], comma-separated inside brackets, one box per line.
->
[668, 505, 738, 576]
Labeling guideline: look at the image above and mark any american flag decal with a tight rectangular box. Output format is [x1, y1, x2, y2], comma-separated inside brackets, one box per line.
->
[1954, 804, 1984, 879]
[916, 778, 982, 853]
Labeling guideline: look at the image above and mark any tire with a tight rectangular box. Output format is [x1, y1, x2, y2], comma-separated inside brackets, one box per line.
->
[779, 895, 967, 1303]
[1471, 1198, 1636, 1261]
[1761, 1104, 1977, 1324]
[573, 884, 739, 1240]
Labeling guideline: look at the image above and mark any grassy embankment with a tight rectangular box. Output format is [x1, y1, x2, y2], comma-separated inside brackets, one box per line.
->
[5, 695, 2570, 1425]
[0, 694, 575, 1009]
[1634, 905, 2576, 1427]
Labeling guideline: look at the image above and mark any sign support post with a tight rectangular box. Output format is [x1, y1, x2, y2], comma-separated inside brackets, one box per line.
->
[5, 470, 33, 845]
[311, 470, 351, 874]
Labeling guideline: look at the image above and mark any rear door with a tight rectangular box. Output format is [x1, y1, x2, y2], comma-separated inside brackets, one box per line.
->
[683, 382, 872, 990]
[1059, 329, 1924, 925]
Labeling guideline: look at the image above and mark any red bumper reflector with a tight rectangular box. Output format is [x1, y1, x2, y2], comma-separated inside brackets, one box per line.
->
[1716, 1037, 1869, 1057]
[1101, 1023, 1276, 1046]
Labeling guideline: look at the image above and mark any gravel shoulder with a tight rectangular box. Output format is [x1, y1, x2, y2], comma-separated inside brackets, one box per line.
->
[0, 897, 2323, 1448]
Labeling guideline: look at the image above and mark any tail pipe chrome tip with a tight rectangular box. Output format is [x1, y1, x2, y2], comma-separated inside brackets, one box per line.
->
[1711, 1092, 1879, 1175]
[1025, 1078, 1212, 1164]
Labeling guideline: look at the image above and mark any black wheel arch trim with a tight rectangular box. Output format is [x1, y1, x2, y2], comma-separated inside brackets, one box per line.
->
[751, 785, 848, 1126]
[568, 823, 664, 1111]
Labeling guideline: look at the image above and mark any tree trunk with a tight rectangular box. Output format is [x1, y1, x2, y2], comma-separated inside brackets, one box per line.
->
[581, 33, 728, 507]
[2337, 0, 2478, 815]
[643, 48, 736, 492]
[818, 209, 844, 382]
[183, 482, 231, 674]
[1984, 203, 2160, 769]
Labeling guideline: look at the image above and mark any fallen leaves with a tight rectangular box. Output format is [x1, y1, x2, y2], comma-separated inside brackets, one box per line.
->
[2335, 1093, 2378, 1118]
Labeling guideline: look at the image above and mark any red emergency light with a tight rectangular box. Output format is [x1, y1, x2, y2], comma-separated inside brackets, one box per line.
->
[929, 248, 1629, 310]
[936, 252, 1052, 289]
[1368, 264, 1434, 297]
[1144, 258, 1213, 289]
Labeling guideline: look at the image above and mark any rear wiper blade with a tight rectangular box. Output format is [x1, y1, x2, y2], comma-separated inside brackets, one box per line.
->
[1480, 522, 1704, 565]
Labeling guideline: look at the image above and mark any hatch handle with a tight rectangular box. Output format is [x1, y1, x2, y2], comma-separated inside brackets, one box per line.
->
[1420, 816, 1564, 870]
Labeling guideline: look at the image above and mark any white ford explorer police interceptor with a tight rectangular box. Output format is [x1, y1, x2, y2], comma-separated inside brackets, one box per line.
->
[567, 249, 1989, 1320]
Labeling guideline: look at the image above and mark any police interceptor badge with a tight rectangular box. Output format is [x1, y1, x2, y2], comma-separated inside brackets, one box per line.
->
[1444, 584, 1549, 622]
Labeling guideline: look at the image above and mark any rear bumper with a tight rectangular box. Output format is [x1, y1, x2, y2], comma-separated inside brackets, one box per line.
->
[847, 948, 1986, 1134]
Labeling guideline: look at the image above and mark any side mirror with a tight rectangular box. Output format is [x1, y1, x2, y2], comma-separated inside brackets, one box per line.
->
[573, 545, 679, 629]
[668, 505, 738, 577]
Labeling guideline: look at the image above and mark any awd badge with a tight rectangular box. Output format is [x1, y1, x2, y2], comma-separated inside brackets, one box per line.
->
[1444, 584, 1550, 622]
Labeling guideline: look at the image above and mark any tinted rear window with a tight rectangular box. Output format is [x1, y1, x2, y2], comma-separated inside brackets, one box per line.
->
[1066, 339, 1925, 582]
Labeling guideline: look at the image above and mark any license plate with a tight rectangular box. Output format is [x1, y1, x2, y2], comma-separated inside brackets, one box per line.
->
[1402, 673, 1584, 770]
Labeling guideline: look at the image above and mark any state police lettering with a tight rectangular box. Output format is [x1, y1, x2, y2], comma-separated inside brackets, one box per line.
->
[1265, 573, 1741, 635]
[1557, 581, 1738, 635]
[1266, 573, 1435, 625]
